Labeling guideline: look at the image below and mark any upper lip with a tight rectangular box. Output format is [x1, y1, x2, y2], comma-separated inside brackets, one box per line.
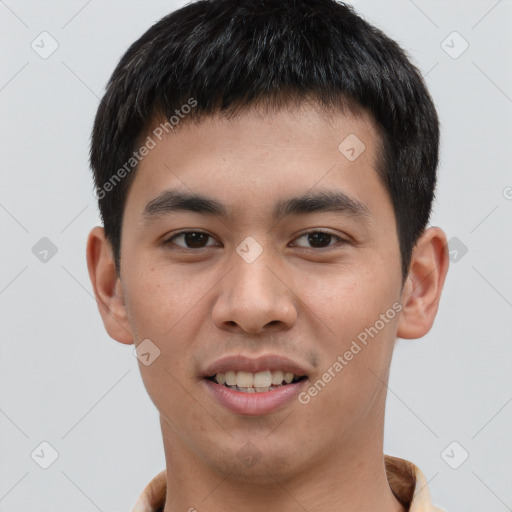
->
[203, 354, 309, 378]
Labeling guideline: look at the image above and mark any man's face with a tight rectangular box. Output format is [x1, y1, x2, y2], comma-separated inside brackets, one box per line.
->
[119, 104, 404, 479]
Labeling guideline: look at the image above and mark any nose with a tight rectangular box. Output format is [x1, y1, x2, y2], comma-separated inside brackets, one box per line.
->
[212, 249, 298, 335]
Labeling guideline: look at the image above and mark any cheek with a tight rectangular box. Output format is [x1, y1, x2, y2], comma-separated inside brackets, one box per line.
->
[123, 274, 204, 429]
[299, 266, 400, 413]
[121, 263, 206, 395]
[302, 263, 397, 338]
[123, 261, 208, 342]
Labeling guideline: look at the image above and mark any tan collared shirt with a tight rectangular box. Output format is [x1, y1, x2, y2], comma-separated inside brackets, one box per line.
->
[132, 454, 444, 512]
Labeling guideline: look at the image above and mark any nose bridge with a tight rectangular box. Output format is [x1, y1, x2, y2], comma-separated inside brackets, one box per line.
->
[233, 250, 279, 301]
[212, 241, 297, 333]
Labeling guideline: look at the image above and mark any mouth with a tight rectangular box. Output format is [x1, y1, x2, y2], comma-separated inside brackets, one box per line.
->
[201, 354, 310, 415]
[205, 370, 307, 393]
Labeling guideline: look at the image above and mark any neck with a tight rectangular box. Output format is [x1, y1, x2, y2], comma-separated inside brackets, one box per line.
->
[160, 413, 405, 512]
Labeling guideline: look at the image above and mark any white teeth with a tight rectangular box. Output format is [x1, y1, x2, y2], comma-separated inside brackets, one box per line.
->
[236, 371, 253, 388]
[253, 370, 272, 388]
[271, 370, 284, 385]
[225, 371, 237, 386]
[284, 372, 294, 384]
[213, 370, 302, 389]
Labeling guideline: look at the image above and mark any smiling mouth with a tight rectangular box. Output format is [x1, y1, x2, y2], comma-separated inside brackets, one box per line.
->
[206, 370, 307, 393]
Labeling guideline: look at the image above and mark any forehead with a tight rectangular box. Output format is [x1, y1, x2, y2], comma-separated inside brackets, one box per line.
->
[124, 104, 385, 220]
[149, 102, 379, 158]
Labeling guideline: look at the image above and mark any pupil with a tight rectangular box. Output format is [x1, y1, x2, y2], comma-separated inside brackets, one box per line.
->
[185, 232, 208, 248]
[309, 232, 331, 248]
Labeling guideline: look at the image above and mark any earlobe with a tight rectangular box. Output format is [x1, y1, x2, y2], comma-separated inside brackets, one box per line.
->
[86, 226, 133, 344]
[397, 227, 449, 340]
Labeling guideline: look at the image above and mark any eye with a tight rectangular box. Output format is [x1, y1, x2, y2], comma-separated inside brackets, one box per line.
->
[163, 231, 220, 249]
[291, 230, 346, 249]
[163, 229, 347, 251]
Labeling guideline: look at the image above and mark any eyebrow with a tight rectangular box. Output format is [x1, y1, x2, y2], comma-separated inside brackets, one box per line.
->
[142, 188, 370, 223]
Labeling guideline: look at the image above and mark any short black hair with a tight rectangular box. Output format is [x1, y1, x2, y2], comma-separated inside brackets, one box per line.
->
[90, 0, 439, 280]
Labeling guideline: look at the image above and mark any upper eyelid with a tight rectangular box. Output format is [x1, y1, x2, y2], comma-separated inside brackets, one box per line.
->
[164, 230, 219, 242]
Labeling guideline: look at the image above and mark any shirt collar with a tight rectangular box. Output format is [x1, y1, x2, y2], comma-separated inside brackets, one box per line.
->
[132, 455, 444, 512]
[384, 455, 444, 512]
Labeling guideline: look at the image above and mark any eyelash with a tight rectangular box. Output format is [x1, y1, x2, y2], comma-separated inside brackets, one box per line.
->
[162, 230, 347, 251]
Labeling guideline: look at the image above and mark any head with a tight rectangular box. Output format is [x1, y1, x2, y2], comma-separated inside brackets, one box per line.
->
[87, 0, 448, 483]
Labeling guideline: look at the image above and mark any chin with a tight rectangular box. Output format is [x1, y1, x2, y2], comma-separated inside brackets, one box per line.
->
[203, 437, 307, 484]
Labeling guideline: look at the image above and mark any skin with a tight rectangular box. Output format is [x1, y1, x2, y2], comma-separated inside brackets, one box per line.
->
[87, 102, 449, 512]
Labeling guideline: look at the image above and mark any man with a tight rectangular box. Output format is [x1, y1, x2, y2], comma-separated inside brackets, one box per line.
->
[86, 1, 449, 510]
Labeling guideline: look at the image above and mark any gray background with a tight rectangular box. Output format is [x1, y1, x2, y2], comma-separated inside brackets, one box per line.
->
[1, 1, 511, 511]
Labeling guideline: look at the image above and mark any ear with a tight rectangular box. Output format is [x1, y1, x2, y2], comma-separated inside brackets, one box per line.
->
[86, 226, 133, 344]
[397, 226, 449, 339]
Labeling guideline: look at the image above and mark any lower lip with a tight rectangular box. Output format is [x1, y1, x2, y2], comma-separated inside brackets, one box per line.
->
[203, 378, 307, 416]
